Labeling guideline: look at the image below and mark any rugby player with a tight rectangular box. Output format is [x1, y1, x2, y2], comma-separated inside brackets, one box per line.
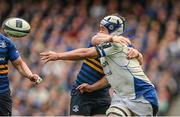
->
[0, 33, 42, 116]
[40, 15, 144, 116]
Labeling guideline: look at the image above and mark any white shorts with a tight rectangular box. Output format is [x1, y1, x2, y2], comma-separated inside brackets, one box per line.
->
[110, 94, 153, 116]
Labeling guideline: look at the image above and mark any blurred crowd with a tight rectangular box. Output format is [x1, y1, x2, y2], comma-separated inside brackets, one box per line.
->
[0, 0, 179, 116]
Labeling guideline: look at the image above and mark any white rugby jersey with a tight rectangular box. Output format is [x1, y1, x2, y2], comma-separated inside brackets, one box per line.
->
[96, 42, 158, 108]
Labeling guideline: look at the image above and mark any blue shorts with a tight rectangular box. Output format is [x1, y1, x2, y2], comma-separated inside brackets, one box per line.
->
[70, 83, 111, 116]
[0, 92, 12, 116]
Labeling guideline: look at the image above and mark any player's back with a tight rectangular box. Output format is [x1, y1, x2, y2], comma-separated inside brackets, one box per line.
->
[77, 58, 104, 83]
[75, 42, 109, 95]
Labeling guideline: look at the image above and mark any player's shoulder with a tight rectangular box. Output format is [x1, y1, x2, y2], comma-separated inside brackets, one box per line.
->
[0, 33, 12, 42]
[0, 33, 14, 45]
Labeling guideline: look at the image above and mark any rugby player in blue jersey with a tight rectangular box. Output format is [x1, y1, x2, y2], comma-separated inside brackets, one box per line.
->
[0, 33, 42, 116]
[40, 15, 143, 116]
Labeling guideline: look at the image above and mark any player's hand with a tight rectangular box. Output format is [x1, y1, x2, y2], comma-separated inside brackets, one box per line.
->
[127, 48, 139, 59]
[40, 51, 59, 63]
[76, 83, 93, 93]
[28, 74, 43, 84]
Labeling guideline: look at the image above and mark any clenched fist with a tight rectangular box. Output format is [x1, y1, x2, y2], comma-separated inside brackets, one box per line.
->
[28, 74, 43, 84]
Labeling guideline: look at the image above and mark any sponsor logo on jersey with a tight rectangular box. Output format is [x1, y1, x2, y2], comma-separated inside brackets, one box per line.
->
[0, 41, 6, 48]
[0, 57, 5, 61]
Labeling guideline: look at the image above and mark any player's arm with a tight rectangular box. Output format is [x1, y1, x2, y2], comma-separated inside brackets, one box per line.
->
[76, 77, 109, 93]
[40, 46, 143, 65]
[91, 33, 131, 46]
[92, 34, 143, 64]
[40, 48, 99, 63]
[127, 48, 143, 65]
[96, 42, 143, 65]
[8, 40, 42, 84]
[11, 57, 41, 83]
[138, 53, 143, 65]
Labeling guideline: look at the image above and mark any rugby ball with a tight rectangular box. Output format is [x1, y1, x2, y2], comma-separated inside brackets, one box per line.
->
[2, 17, 31, 38]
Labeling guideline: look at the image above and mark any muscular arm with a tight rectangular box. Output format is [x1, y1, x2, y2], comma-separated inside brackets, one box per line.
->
[41, 45, 144, 65]
[40, 47, 99, 63]
[91, 33, 143, 64]
[88, 77, 109, 91]
[7, 39, 42, 84]
[11, 57, 33, 78]
[57, 48, 98, 60]
[127, 48, 143, 65]
[91, 33, 131, 46]
[11, 57, 42, 83]
[91, 33, 113, 45]
[77, 77, 109, 93]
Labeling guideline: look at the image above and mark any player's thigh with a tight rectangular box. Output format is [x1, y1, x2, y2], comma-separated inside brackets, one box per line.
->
[91, 95, 111, 115]
[106, 106, 133, 117]
[126, 99, 153, 116]
[70, 89, 92, 116]
[0, 93, 12, 116]
[92, 104, 110, 116]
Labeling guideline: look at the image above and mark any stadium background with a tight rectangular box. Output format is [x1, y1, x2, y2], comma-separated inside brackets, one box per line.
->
[0, 0, 179, 116]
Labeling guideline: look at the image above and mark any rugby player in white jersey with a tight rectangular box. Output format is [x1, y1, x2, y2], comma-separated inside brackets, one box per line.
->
[40, 15, 158, 116]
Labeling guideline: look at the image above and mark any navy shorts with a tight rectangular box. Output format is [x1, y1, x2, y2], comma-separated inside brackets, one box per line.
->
[70, 84, 111, 116]
[0, 92, 12, 116]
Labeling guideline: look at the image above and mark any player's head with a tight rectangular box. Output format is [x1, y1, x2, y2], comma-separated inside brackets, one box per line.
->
[99, 14, 126, 36]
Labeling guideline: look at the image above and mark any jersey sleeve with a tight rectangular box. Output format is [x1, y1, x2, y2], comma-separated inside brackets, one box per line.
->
[87, 41, 93, 47]
[7, 40, 20, 61]
[95, 42, 123, 57]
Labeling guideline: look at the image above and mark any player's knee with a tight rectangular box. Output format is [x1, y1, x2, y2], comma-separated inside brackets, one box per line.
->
[106, 106, 132, 117]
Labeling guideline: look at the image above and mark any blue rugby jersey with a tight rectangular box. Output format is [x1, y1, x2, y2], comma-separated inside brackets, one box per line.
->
[76, 42, 109, 92]
[0, 34, 20, 93]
